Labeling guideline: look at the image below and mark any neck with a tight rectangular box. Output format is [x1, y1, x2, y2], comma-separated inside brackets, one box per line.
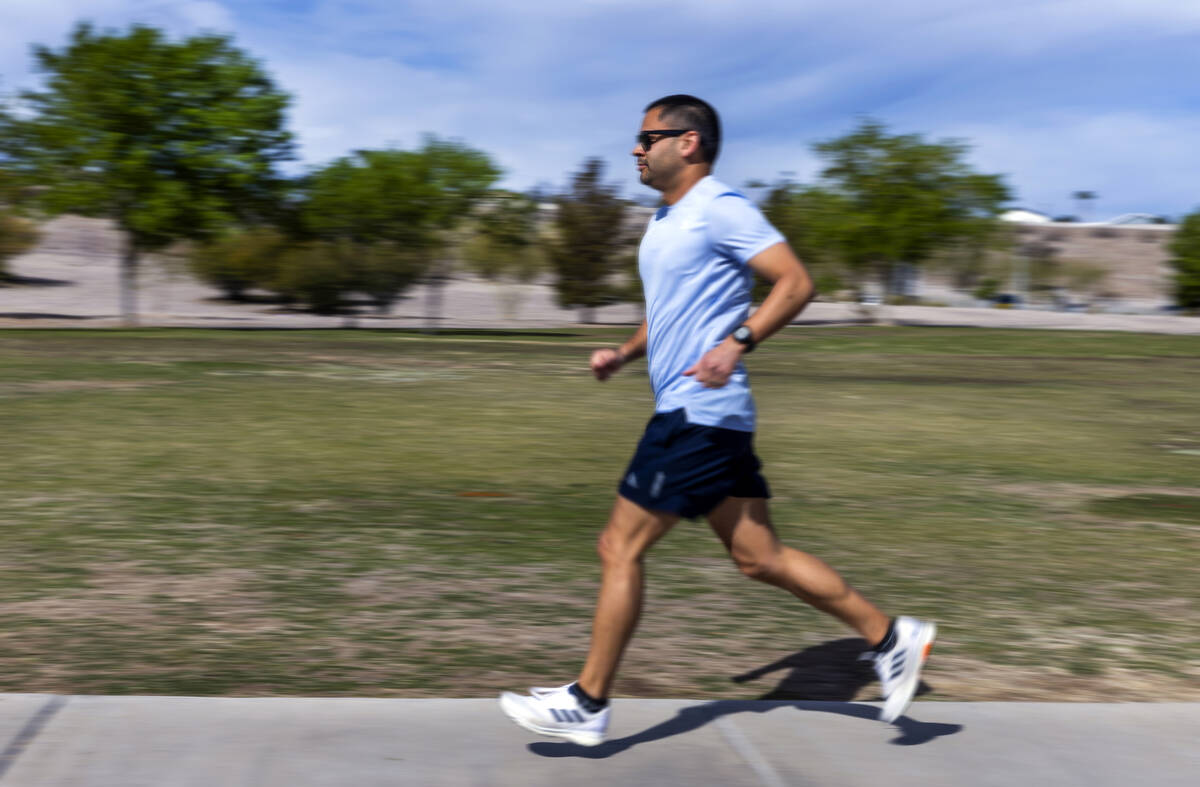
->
[660, 166, 710, 205]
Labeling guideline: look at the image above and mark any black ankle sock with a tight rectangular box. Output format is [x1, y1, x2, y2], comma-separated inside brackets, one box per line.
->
[874, 619, 897, 653]
[569, 682, 608, 712]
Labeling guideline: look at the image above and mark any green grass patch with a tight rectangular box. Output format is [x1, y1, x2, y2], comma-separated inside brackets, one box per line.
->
[1, 326, 1198, 699]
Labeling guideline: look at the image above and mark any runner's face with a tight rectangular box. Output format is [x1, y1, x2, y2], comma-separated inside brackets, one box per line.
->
[632, 109, 686, 191]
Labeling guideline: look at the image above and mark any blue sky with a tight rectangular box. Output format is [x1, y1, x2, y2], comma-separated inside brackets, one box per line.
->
[4, 0, 1199, 218]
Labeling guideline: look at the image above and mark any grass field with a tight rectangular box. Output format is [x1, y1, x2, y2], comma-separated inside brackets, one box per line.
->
[1, 327, 1198, 701]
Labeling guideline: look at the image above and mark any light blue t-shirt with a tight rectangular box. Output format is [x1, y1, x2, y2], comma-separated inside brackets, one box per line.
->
[638, 176, 785, 432]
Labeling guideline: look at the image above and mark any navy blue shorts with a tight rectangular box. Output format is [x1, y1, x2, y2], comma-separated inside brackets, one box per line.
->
[618, 408, 770, 519]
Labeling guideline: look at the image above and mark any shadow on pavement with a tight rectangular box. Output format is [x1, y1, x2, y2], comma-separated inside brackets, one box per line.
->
[529, 700, 962, 759]
[530, 639, 958, 759]
[731, 637, 880, 700]
[0, 274, 73, 287]
[0, 312, 97, 320]
[731, 637, 934, 704]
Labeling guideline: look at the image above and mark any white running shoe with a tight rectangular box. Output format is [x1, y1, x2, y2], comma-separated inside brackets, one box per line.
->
[871, 616, 936, 723]
[528, 683, 573, 699]
[499, 683, 610, 746]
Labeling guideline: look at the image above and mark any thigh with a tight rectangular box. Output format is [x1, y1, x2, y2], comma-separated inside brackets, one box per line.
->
[601, 495, 681, 559]
[706, 496, 780, 557]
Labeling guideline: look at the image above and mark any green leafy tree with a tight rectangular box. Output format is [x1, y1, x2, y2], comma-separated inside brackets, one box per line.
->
[758, 182, 855, 299]
[548, 158, 628, 323]
[1168, 210, 1200, 311]
[304, 150, 436, 248]
[0, 23, 293, 323]
[812, 119, 1010, 299]
[416, 138, 506, 235]
[402, 137, 501, 326]
[300, 139, 499, 318]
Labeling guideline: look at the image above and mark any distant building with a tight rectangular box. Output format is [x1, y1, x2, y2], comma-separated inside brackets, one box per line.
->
[1106, 213, 1172, 226]
[999, 216, 1177, 310]
[905, 210, 1178, 312]
[1000, 208, 1054, 224]
[1000, 208, 1175, 229]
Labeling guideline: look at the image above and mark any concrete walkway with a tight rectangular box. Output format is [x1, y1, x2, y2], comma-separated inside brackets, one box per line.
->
[0, 695, 1194, 786]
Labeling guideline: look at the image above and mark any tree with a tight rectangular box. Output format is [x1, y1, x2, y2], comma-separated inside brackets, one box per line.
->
[1168, 210, 1200, 311]
[300, 138, 499, 319]
[409, 137, 502, 326]
[548, 158, 629, 323]
[461, 191, 546, 319]
[304, 149, 436, 248]
[812, 119, 1010, 300]
[0, 23, 293, 324]
[758, 181, 855, 299]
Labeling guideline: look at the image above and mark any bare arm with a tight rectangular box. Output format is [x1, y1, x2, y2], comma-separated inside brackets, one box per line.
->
[741, 241, 816, 342]
[683, 242, 815, 387]
[590, 320, 647, 381]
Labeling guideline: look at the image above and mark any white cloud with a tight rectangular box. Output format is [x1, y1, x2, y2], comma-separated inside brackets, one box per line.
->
[2, 1, 1197, 213]
[945, 112, 1200, 218]
[175, 1, 236, 31]
[1, 1, 238, 93]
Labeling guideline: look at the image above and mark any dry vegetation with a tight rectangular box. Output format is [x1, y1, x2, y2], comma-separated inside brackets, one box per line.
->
[1, 327, 1197, 701]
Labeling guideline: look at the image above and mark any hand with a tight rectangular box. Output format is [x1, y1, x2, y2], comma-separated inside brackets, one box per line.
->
[590, 348, 625, 381]
[682, 339, 743, 388]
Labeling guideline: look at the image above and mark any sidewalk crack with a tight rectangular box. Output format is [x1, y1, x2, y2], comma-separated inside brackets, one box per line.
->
[0, 695, 70, 781]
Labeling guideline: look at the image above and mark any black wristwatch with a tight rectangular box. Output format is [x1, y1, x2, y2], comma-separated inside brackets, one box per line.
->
[731, 324, 756, 353]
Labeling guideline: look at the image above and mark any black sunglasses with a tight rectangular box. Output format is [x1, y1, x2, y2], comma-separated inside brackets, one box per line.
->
[636, 129, 691, 150]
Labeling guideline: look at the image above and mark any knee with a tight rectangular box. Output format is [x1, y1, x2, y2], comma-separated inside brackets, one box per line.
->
[596, 529, 640, 567]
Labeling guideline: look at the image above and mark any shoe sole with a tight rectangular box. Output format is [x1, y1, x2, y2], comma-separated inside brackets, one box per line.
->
[498, 694, 606, 747]
[880, 622, 936, 724]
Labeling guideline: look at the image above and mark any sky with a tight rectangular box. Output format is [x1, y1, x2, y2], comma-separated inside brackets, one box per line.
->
[3, 0, 1199, 219]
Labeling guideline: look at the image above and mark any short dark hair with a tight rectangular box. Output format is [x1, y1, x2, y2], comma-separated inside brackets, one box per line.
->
[644, 94, 721, 164]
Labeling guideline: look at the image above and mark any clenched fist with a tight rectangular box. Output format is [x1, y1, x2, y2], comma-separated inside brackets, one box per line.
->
[682, 339, 743, 388]
[590, 348, 625, 381]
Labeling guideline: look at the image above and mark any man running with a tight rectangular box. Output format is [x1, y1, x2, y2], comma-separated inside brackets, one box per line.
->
[500, 95, 934, 746]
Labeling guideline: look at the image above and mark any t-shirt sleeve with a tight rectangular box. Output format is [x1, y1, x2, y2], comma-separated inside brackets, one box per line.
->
[706, 194, 786, 266]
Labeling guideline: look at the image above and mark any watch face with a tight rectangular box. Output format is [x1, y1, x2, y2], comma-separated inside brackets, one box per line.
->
[734, 326, 752, 343]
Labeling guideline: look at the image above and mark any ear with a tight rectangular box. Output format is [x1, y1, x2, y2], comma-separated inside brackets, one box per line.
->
[680, 130, 704, 162]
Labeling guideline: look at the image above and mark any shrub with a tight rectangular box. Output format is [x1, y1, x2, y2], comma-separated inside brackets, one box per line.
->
[0, 213, 40, 280]
[188, 227, 289, 300]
